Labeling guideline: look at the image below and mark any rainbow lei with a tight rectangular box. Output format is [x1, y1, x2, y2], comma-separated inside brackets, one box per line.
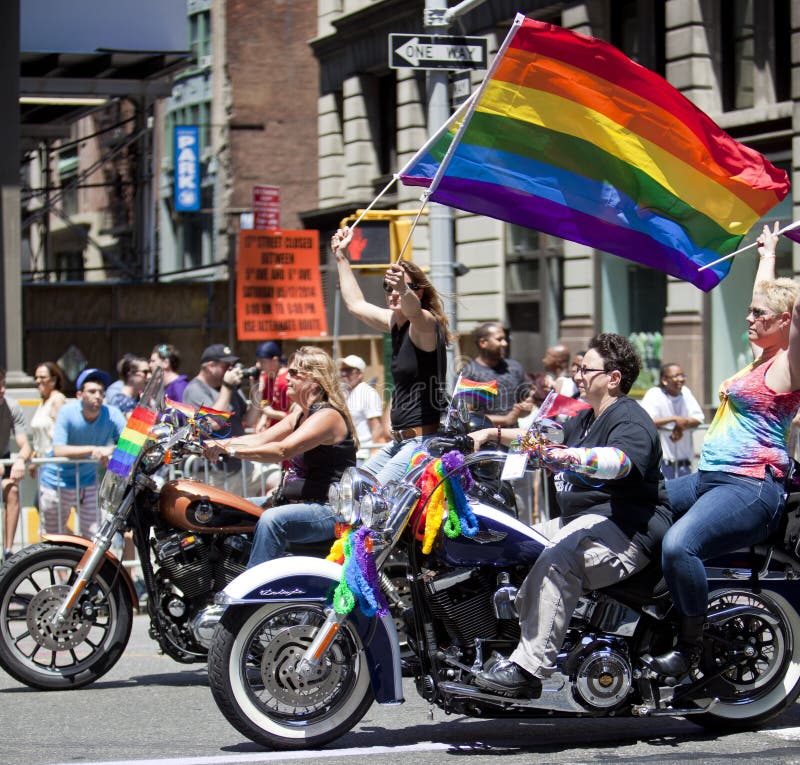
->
[332, 527, 389, 618]
[413, 451, 478, 554]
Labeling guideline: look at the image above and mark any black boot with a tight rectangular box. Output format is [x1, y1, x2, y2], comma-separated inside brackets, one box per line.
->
[646, 615, 706, 678]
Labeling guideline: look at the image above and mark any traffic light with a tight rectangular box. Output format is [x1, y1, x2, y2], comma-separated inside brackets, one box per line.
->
[339, 210, 421, 269]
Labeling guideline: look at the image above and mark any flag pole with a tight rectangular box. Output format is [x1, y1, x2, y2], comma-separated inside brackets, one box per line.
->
[347, 88, 481, 232]
[426, 12, 526, 196]
[698, 220, 800, 271]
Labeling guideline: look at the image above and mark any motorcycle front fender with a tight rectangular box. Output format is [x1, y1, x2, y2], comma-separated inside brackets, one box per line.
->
[217, 556, 403, 704]
[41, 533, 139, 611]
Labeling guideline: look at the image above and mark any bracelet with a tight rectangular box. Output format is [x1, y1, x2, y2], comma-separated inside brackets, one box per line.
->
[222, 380, 237, 390]
[496, 426, 502, 445]
[759, 253, 777, 259]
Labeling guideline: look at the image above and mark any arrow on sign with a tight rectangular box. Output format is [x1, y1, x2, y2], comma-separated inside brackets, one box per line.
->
[394, 36, 484, 67]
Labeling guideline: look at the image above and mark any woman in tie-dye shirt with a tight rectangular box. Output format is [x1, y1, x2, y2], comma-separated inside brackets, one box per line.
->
[649, 223, 800, 680]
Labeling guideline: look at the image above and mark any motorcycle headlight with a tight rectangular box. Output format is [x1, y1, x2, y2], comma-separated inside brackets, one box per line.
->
[357, 492, 390, 530]
[337, 467, 380, 525]
[328, 482, 341, 516]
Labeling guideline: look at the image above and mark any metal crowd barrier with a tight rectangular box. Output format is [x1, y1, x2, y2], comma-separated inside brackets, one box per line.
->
[0, 454, 281, 558]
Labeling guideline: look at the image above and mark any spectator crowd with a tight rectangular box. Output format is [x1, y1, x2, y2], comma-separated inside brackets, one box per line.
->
[1, 325, 709, 560]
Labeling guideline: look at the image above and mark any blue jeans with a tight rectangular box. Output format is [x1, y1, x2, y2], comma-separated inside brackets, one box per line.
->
[247, 500, 337, 567]
[361, 435, 435, 484]
[662, 469, 785, 616]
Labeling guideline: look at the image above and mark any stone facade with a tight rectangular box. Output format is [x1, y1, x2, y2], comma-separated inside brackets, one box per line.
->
[309, 0, 800, 411]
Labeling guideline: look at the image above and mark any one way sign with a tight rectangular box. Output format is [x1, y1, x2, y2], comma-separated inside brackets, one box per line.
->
[389, 33, 488, 71]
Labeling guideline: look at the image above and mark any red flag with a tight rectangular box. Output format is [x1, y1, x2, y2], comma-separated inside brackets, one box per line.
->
[546, 393, 591, 419]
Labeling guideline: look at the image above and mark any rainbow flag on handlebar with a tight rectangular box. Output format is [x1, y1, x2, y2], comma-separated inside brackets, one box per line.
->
[452, 377, 498, 403]
[107, 406, 159, 479]
[165, 397, 232, 420]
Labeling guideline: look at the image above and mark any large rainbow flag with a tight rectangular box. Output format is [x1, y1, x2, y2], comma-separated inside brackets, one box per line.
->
[400, 15, 789, 292]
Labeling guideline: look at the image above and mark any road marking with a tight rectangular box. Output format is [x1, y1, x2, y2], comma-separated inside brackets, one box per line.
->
[47, 741, 455, 765]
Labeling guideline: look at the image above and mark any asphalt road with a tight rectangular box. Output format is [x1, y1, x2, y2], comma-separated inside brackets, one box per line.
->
[3, 613, 800, 765]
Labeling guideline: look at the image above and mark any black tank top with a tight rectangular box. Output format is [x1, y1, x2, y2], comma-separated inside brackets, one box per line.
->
[389, 320, 446, 430]
[279, 403, 356, 503]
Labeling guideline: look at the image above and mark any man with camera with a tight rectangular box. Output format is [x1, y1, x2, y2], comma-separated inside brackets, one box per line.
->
[183, 344, 260, 492]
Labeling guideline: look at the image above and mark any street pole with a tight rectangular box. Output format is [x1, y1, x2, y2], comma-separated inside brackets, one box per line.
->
[424, 0, 455, 384]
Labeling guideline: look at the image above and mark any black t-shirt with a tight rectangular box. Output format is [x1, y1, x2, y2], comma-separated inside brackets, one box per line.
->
[553, 396, 673, 557]
[459, 358, 528, 415]
[280, 403, 356, 503]
[389, 320, 446, 430]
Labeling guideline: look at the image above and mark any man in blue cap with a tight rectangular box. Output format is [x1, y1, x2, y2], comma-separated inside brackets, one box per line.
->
[38, 368, 126, 538]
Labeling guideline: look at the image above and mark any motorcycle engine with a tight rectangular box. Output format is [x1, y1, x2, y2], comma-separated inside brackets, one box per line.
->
[153, 530, 251, 599]
[572, 639, 632, 709]
[425, 567, 500, 646]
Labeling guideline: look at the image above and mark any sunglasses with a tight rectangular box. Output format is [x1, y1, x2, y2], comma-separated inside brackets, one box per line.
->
[383, 281, 421, 294]
[287, 368, 308, 379]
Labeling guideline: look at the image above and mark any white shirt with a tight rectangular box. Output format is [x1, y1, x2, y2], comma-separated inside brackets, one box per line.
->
[346, 381, 384, 456]
[640, 385, 704, 463]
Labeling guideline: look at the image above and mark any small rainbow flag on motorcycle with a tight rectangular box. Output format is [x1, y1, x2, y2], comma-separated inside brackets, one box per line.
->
[107, 406, 159, 479]
[452, 377, 498, 403]
[165, 397, 232, 421]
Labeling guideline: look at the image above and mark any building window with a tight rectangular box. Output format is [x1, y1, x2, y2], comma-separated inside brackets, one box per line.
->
[58, 147, 79, 218]
[504, 225, 562, 371]
[721, 0, 790, 111]
[610, 0, 665, 76]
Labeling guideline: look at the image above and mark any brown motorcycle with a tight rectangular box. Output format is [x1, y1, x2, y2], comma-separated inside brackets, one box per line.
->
[0, 369, 291, 690]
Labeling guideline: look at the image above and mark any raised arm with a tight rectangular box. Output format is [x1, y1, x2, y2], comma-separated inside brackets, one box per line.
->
[331, 227, 393, 333]
[753, 222, 779, 291]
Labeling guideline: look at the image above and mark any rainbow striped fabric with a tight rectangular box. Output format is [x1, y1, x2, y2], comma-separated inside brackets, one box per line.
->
[453, 377, 498, 403]
[165, 397, 232, 421]
[107, 406, 158, 479]
[400, 16, 789, 291]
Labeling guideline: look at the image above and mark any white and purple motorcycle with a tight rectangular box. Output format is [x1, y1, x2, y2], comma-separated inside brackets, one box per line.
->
[207, 411, 800, 750]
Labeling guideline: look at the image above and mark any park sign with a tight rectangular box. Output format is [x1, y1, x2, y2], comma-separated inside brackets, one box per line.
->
[389, 33, 487, 71]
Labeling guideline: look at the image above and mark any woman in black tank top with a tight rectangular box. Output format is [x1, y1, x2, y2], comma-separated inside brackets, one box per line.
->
[332, 225, 453, 484]
[203, 346, 357, 566]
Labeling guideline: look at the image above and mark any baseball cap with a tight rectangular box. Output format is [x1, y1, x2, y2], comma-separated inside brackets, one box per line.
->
[338, 354, 366, 372]
[201, 344, 239, 364]
[255, 340, 282, 359]
[76, 368, 111, 390]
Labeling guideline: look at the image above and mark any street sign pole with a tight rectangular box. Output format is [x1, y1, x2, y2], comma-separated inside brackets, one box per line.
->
[425, 0, 456, 386]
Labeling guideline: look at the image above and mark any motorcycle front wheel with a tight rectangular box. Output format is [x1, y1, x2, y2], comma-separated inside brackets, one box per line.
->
[0, 543, 133, 690]
[692, 588, 800, 730]
[208, 602, 374, 750]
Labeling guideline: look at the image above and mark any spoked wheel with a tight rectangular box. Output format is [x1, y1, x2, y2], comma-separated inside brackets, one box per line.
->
[208, 602, 374, 750]
[691, 588, 800, 729]
[0, 543, 133, 690]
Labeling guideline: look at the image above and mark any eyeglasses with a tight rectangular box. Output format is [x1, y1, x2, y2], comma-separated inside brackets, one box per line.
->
[576, 366, 606, 376]
[665, 373, 686, 381]
[382, 281, 421, 294]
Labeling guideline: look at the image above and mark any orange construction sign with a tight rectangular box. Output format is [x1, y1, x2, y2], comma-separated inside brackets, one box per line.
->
[236, 230, 328, 340]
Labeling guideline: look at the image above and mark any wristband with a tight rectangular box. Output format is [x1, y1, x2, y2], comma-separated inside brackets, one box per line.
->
[222, 380, 237, 390]
[496, 426, 502, 445]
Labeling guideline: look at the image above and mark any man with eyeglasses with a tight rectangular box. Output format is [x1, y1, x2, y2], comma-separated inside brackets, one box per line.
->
[640, 363, 704, 478]
[39, 368, 126, 539]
